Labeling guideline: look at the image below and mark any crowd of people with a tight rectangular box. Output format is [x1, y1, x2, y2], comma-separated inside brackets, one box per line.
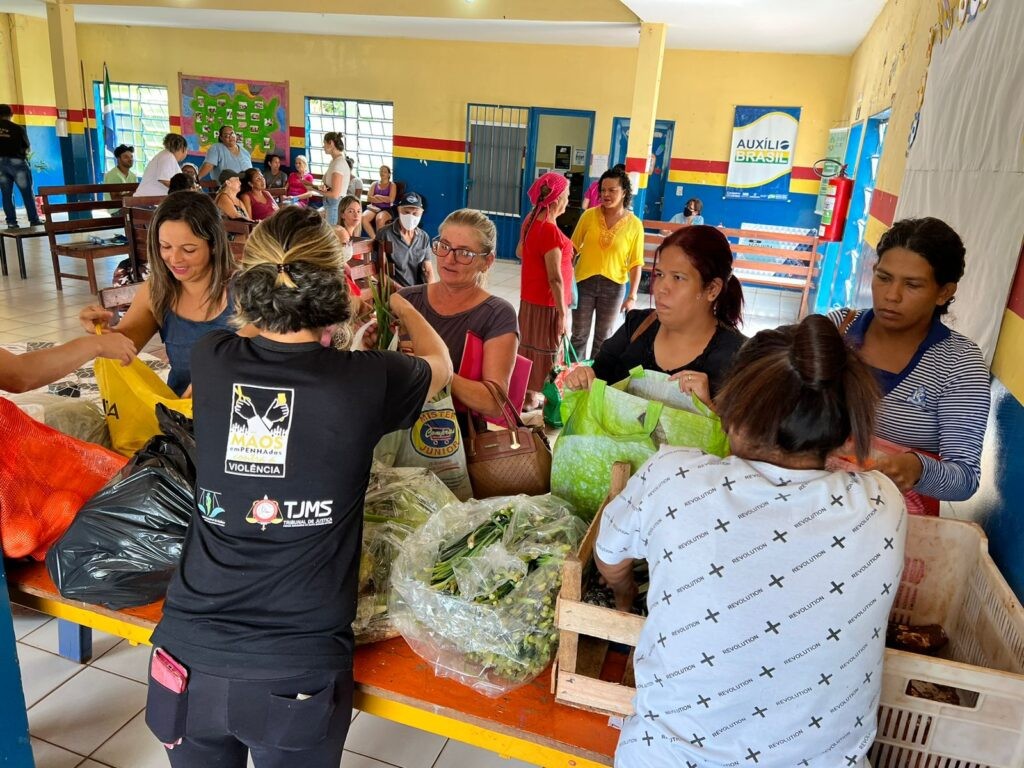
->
[0, 112, 994, 766]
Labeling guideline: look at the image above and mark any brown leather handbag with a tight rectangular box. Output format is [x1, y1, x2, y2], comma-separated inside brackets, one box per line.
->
[465, 381, 552, 499]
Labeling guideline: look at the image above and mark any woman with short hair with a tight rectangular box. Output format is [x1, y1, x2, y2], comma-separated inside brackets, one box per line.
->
[197, 124, 253, 181]
[597, 315, 905, 768]
[148, 205, 451, 767]
[136, 133, 188, 197]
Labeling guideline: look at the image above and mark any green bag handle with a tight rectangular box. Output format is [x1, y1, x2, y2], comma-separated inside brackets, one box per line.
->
[561, 335, 580, 365]
[590, 378, 663, 436]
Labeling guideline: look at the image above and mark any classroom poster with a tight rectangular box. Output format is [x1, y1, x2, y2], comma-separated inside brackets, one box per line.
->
[179, 74, 289, 162]
[815, 127, 851, 214]
[725, 106, 801, 201]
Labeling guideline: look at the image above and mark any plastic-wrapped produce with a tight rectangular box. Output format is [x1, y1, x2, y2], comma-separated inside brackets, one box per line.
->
[389, 494, 585, 696]
[355, 465, 457, 643]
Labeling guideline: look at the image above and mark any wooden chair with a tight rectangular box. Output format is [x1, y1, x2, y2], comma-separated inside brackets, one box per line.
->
[98, 282, 143, 325]
[39, 183, 137, 293]
[641, 220, 824, 319]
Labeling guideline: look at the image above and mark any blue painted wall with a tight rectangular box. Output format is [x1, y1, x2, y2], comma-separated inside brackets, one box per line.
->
[393, 157, 465, 243]
[662, 181, 820, 231]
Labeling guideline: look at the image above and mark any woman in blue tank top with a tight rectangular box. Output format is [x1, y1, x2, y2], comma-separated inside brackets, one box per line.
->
[78, 192, 254, 395]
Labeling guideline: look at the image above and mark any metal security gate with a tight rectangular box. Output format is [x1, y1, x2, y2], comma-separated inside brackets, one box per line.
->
[465, 104, 529, 260]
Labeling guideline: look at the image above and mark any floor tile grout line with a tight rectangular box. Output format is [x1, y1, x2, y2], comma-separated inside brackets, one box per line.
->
[84, 703, 148, 764]
[31, 734, 89, 761]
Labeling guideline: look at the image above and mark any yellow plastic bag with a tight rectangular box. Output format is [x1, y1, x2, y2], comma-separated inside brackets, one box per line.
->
[94, 356, 193, 457]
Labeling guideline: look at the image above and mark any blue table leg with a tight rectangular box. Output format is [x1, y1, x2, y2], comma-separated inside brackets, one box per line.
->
[0, 561, 36, 766]
[57, 619, 92, 663]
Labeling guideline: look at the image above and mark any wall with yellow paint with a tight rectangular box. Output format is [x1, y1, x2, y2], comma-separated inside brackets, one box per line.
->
[3, 13, 57, 110]
[69, 21, 849, 164]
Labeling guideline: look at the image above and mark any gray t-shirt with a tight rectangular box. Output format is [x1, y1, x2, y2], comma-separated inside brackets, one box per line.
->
[376, 223, 433, 288]
[399, 284, 518, 372]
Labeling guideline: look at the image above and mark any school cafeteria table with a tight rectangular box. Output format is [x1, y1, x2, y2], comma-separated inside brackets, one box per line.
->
[5, 560, 618, 767]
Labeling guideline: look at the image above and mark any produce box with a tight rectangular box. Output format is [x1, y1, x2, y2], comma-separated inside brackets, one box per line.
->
[552, 478, 1024, 768]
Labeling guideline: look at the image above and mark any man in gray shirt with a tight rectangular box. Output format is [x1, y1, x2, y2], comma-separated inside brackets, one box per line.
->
[375, 191, 435, 287]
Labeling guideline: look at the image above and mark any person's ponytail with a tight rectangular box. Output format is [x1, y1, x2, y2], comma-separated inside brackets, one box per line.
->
[715, 274, 744, 328]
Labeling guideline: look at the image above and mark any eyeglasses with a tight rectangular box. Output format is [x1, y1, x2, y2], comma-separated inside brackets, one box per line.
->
[431, 238, 490, 265]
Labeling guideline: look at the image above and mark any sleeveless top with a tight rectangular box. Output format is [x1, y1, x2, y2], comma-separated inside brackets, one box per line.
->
[371, 182, 393, 210]
[247, 191, 277, 221]
[160, 292, 235, 396]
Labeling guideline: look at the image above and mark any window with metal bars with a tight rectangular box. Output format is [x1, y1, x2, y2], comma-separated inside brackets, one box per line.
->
[305, 97, 393, 183]
[93, 82, 170, 171]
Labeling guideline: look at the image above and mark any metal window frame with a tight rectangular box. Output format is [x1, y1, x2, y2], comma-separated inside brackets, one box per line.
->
[93, 80, 170, 172]
[304, 96, 394, 182]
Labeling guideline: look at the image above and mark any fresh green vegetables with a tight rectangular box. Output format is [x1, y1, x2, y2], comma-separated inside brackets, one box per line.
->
[369, 275, 395, 350]
[390, 495, 585, 697]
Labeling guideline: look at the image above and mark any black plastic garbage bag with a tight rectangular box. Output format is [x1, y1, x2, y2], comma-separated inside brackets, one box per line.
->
[45, 405, 196, 609]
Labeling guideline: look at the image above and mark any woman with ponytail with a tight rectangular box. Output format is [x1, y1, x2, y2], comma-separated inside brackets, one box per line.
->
[517, 171, 575, 410]
[565, 225, 746, 405]
[148, 205, 451, 767]
[596, 315, 905, 768]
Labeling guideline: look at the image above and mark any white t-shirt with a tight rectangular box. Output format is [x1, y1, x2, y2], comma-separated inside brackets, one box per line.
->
[136, 149, 182, 197]
[596, 446, 906, 768]
[324, 153, 350, 198]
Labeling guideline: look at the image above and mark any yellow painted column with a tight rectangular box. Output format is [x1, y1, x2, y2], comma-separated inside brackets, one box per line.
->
[624, 22, 667, 219]
[45, 3, 90, 183]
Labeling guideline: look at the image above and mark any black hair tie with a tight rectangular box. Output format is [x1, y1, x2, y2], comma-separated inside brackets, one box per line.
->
[277, 263, 290, 275]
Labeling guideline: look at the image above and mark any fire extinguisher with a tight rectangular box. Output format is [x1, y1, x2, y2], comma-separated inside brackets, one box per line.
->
[817, 161, 853, 242]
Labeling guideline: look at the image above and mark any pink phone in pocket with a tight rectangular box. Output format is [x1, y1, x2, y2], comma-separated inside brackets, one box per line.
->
[151, 647, 188, 694]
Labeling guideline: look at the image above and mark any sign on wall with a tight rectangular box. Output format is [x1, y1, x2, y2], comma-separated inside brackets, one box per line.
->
[815, 126, 851, 214]
[725, 106, 801, 201]
[179, 74, 289, 162]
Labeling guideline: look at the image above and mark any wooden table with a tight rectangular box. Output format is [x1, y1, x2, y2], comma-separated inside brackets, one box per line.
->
[0, 225, 47, 280]
[5, 560, 617, 767]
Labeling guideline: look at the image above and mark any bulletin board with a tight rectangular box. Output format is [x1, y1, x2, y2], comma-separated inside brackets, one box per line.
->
[179, 74, 289, 162]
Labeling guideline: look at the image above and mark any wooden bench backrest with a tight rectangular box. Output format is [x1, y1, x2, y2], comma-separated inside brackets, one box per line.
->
[39, 184, 137, 236]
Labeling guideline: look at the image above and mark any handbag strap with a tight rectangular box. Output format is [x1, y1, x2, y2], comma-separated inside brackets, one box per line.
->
[838, 308, 856, 336]
[480, 380, 525, 429]
[561, 334, 579, 366]
[629, 311, 659, 343]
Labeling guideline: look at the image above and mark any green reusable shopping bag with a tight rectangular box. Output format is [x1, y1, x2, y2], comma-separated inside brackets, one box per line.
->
[611, 367, 730, 458]
[550, 379, 663, 519]
[541, 336, 591, 429]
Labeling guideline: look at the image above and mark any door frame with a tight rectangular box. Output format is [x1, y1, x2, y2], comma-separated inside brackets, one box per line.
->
[609, 116, 675, 220]
[522, 107, 596, 218]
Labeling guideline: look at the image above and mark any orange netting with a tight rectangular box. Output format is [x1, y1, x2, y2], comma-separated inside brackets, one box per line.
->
[0, 398, 127, 560]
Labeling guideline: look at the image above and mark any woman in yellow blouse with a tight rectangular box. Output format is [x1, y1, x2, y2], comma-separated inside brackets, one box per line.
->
[570, 166, 645, 358]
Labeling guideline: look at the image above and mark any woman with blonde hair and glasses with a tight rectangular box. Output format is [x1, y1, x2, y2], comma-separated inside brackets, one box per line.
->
[148, 205, 451, 767]
[398, 208, 519, 422]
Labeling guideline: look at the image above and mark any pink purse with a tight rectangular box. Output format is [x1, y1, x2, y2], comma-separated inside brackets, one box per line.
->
[456, 330, 533, 428]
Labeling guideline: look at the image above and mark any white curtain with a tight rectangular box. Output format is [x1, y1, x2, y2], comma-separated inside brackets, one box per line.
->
[895, 1, 1024, 361]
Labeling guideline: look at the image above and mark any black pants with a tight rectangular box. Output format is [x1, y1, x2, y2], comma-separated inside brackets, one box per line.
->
[152, 666, 354, 768]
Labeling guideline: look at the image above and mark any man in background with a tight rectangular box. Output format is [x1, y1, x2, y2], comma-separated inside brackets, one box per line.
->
[0, 103, 43, 229]
[104, 143, 138, 210]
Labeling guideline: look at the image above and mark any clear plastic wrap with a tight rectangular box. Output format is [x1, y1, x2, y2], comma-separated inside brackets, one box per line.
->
[355, 465, 458, 642]
[389, 494, 585, 696]
[7, 392, 111, 447]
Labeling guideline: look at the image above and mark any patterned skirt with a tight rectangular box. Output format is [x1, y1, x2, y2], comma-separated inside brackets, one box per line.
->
[518, 300, 562, 393]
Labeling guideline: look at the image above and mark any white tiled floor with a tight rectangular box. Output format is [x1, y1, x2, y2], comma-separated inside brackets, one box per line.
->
[4, 229, 795, 767]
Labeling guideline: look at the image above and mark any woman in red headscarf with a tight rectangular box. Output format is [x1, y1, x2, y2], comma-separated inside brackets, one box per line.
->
[516, 172, 575, 411]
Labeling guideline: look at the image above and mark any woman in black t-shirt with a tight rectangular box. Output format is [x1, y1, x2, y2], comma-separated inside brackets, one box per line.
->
[147, 206, 451, 768]
[565, 225, 746, 405]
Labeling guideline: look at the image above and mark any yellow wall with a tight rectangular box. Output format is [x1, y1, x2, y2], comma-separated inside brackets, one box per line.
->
[3, 14, 56, 110]
[535, 114, 591, 173]
[70, 22, 849, 164]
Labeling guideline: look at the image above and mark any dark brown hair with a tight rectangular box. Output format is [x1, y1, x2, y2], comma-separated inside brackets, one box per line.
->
[654, 225, 744, 328]
[876, 217, 965, 316]
[716, 315, 878, 462]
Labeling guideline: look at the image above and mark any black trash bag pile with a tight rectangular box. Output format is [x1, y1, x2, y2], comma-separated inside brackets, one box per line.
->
[46, 405, 196, 609]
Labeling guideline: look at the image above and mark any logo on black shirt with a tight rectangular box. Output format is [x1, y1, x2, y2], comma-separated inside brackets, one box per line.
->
[246, 495, 284, 530]
[198, 487, 226, 527]
[225, 383, 294, 477]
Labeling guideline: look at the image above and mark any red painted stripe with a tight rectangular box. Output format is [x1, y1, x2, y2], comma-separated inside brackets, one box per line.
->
[394, 135, 466, 153]
[1008, 242, 1024, 319]
[86, 108, 97, 120]
[791, 166, 819, 181]
[10, 104, 59, 117]
[289, 126, 305, 138]
[170, 115, 182, 128]
[669, 158, 729, 174]
[869, 189, 898, 226]
[625, 157, 647, 174]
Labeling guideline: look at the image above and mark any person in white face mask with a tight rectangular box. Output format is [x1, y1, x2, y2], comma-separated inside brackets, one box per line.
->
[374, 191, 435, 287]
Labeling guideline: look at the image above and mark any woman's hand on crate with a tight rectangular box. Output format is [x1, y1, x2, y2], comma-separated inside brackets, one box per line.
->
[596, 555, 639, 613]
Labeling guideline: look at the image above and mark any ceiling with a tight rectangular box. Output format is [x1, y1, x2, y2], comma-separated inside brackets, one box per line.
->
[5, 0, 887, 54]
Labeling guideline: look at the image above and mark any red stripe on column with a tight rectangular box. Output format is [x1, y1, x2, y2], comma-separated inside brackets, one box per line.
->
[394, 135, 466, 153]
[669, 158, 729, 173]
[170, 115, 182, 128]
[11, 104, 59, 117]
[289, 126, 305, 138]
[1007, 242, 1024, 319]
[625, 157, 647, 173]
[869, 189, 898, 226]
[791, 166, 818, 181]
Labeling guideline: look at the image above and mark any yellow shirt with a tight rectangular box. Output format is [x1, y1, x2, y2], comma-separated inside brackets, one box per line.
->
[571, 207, 645, 285]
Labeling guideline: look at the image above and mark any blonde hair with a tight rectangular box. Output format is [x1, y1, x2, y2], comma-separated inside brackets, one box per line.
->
[233, 207, 352, 338]
[439, 208, 498, 287]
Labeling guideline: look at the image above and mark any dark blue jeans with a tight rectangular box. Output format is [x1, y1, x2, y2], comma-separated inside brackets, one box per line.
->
[0, 157, 41, 226]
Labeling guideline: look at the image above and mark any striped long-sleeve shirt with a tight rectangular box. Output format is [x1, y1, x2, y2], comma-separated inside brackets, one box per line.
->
[828, 308, 991, 501]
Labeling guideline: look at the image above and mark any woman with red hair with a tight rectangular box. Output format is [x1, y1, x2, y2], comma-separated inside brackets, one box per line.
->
[565, 225, 746, 405]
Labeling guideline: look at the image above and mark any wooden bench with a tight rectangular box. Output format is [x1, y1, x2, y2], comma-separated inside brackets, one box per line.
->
[39, 184, 137, 293]
[642, 220, 823, 319]
[0, 225, 47, 280]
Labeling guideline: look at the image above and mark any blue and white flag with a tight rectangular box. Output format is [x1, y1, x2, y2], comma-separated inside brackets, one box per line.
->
[102, 63, 118, 155]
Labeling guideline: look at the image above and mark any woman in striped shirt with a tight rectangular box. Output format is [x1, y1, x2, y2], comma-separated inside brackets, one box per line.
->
[828, 217, 990, 504]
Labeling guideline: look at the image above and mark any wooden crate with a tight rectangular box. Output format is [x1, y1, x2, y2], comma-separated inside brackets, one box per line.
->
[552, 462, 642, 716]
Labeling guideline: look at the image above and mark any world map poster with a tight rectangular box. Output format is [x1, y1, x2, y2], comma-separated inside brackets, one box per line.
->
[179, 74, 289, 162]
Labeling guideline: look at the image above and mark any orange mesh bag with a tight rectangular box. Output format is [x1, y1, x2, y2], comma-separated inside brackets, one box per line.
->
[0, 398, 127, 560]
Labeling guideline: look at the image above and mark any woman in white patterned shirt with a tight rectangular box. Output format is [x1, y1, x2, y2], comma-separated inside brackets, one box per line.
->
[827, 217, 990, 505]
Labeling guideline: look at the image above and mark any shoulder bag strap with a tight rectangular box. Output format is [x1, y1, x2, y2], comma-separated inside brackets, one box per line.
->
[838, 308, 856, 336]
[629, 311, 659, 344]
[480, 380, 524, 429]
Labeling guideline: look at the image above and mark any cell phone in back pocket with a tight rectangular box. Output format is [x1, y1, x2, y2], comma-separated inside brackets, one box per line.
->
[151, 647, 188, 694]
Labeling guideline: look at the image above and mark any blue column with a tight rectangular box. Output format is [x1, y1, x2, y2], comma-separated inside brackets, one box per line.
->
[0, 561, 35, 766]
